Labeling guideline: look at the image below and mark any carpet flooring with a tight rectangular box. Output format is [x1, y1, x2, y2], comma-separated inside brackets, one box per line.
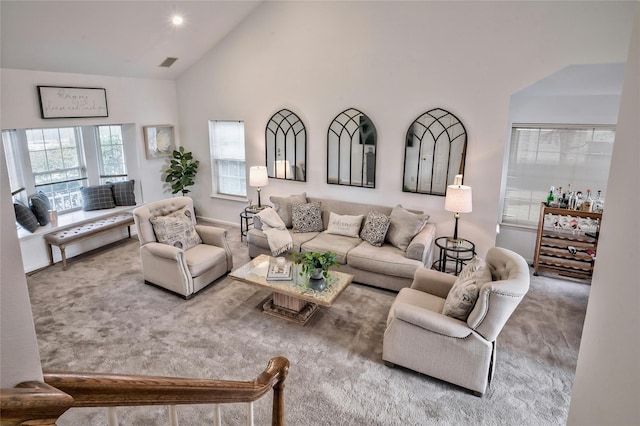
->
[25, 224, 590, 425]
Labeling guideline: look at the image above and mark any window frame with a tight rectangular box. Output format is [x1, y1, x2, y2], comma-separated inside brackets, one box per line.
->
[208, 120, 247, 199]
[4, 124, 131, 214]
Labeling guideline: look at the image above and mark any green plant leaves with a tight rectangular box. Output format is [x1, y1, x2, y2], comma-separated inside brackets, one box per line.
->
[165, 148, 199, 195]
[292, 251, 338, 278]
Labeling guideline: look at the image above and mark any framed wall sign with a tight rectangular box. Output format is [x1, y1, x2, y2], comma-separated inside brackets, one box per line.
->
[37, 86, 108, 119]
[143, 125, 175, 159]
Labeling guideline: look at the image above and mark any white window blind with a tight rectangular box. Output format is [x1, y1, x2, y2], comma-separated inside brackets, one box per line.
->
[502, 125, 615, 227]
[209, 121, 246, 197]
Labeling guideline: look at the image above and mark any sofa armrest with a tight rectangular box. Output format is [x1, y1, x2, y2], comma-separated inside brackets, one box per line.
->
[410, 268, 456, 299]
[394, 301, 471, 338]
[253, 215, 263, 230]
[142, 242, 183, 260]
[195, 224, 227, 247]
[406, 222, 436, 264]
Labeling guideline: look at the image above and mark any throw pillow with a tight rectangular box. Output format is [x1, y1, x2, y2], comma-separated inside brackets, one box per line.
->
[29, 191, 51, 225]
[442, 257, 492, 321]
[360, 210, 391, 247]
[270, 193, 307, 228]
[326, 212, 364, 238]
[14, 200, 39, 232]
[149, 206, 202, 250]
[81, 184, 116, 211]
[292, 202, 323, 233]
[110, 180, 136, 206]
[385, 205, 429, 251]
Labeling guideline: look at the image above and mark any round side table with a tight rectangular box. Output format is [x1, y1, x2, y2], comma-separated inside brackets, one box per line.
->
[434, 237, 476, 276]
[240, 205, 270, 241]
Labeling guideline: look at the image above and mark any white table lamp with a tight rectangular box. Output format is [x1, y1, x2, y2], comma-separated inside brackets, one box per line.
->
[249, 166, 269, 208]
[445, 184, 472, 241]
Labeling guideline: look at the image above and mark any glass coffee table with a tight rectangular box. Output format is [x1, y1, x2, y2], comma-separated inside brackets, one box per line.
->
[229, 254, 353, 325]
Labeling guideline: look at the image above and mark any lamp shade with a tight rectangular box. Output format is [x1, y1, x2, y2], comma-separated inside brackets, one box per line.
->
[445, 185, 472, 213]
[249, 166, 268, 187]
[274, 160, 290, 179]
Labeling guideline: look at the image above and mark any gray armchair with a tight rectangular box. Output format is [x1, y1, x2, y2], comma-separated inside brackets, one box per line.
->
[133, 197, 232, 299]
[383, 247, 530, 396]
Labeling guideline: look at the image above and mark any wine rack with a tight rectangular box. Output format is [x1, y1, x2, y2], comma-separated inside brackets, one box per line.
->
[533, 203, 602, 281]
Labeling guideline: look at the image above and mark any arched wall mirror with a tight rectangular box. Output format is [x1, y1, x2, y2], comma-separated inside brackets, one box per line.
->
[402, 108, 467, 195]
[327, 108, 377, 188]
[265, 109, 307, 181]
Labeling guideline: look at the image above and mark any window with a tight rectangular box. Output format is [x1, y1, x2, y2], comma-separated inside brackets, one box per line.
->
[3, 124, 130, 214]
[502, 125, 615, 227]
[97, 125, 127, 183]
[209, 121, 246, 197]
[26, 127, 86, 211]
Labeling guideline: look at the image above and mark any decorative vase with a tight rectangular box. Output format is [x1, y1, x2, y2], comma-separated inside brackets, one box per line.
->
[310, 268, 324, 280]
[308, 277, 327, 291]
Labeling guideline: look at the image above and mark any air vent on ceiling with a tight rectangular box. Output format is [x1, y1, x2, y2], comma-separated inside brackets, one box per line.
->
[159, 57, 178, 68]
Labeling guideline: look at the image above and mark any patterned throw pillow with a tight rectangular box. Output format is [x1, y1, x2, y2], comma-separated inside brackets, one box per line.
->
[442, 257, 492, 321]
[360, 210, 391, 246]
[385, 205, 429, 251]
[326, 212, 364, 237]
[81, 184, 116, 211]
[110, 180, 136, 206]
[149, 206, 202, 250]
[29, 191, 51, 225]
[292, 202, 323, 233]
[270, 193, 307, 228]
[14, 200, 39, 232]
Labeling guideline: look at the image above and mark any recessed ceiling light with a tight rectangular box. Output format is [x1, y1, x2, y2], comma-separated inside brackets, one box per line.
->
[171, 15, 183, 26]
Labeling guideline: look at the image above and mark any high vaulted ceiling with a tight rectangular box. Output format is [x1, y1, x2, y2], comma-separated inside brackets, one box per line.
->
[0, 1, 262, 80]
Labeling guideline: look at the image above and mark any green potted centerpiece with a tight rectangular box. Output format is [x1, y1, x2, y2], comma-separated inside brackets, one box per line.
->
[165, 146, 199, 195]
[292, 251, 339, 290]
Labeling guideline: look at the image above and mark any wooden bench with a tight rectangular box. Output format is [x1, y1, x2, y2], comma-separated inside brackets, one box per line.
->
[43, 212, 135, 270]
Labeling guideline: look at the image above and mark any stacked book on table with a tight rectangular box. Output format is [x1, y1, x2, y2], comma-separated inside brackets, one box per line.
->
[266, 262, 292, 281]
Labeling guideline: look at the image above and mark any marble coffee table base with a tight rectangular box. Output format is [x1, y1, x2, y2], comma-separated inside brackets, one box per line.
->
[262, 293, 318, 325]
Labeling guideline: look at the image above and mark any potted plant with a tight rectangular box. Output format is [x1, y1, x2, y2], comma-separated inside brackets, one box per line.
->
[292, 251, 339, 281]
[165, 146, 199, 195]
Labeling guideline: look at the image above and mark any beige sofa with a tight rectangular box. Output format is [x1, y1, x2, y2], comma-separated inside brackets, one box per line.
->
[382, 247, 530, 395]
[246, 195, 436, 292]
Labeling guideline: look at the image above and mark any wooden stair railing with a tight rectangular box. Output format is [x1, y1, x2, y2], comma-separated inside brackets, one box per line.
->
[1, 356, 289, 426]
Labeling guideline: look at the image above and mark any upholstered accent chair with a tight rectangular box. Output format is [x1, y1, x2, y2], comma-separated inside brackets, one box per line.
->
[383, 247, 530, 396]
[133, 197, 233, 299]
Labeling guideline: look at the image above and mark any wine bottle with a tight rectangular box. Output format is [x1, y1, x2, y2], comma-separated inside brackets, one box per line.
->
[575, 191, 584, 211]
[593, 190, 604, 213]
[546, 186, 555, 207]
[582, 189, 593, 212]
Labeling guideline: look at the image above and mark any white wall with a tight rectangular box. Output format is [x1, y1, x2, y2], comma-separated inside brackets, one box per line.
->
[176, 1, 636, 258]
[1, 68, 180, 204]
[498, 73, 623, 261]
[0, 144, 43, 387]
[1, 69, 180, 271]
[568, 8, 640, 424]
